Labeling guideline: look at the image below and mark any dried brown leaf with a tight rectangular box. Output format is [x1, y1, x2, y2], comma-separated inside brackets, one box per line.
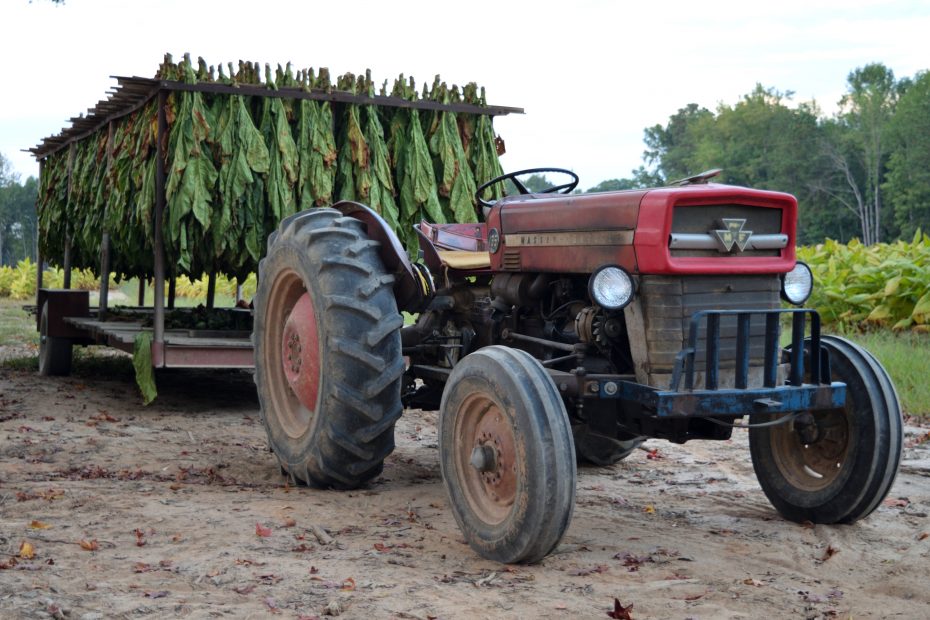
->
[78, 539, 99, 551]
[607, 598, 634, 619]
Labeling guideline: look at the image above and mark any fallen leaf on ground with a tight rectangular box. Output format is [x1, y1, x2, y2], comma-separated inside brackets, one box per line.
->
[917, 532, 929, 541]
[883, 497, 910, 508]
[341, 577, 356, 591]
[134, 529, 146, 547]
[233, 584, 255, 595]
[144, 590, 169, 599]
[607, 598, 634, 619]
[264, 597, 281, 613]
[78, 539, 99, 551]
[820, 545, 839, 562]
[643, 505, 656, 514]
[29, 520, 51, 529]
[282, 516, 297, 528]
[255, 523, 273, 538]
[743, 578, 764, 587]
[19, 541, 35, 559]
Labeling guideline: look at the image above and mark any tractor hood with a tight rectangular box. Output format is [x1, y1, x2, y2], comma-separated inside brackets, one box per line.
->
[486, 183, 797, 275]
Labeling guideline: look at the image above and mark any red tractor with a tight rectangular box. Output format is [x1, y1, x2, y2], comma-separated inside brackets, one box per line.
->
[252, 168, 902, 564]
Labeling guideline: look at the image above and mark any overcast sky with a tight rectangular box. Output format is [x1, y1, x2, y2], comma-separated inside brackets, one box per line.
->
[2, 0, 929, 188]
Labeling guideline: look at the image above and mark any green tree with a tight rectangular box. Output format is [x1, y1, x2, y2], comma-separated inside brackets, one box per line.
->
[831, 63, 903, 244]
[642, 103, 714, 182]
[0, 154, 39, 265]
[585, 166, 661, 192]
[884, 70, 930, 238]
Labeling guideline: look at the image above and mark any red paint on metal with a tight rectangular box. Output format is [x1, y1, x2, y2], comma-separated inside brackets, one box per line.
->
[498, 190, 643, 232]
[161, 345, 254, 368]
[634, 185, 797, 275]
[419, 221, 488, 251]
[281, 293, 321, 411]
[490, 190, 643, 272]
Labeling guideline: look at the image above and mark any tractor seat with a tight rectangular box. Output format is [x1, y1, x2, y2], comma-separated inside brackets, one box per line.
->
[417, 221, 492, 274]
[436, 250, 491, 270]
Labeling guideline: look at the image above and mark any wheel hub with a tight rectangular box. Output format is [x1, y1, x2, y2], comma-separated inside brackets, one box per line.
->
[281, 293, 321, 412]
[454, 395, 519, 525]
[772, 408, 851, 491]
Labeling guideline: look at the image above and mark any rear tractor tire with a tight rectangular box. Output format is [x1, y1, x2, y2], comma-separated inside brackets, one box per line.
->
[38, 301, 73, 377]
[253, 209, 405, 489]
[439, 346, 577, 563]
[749, 336, 902, 524]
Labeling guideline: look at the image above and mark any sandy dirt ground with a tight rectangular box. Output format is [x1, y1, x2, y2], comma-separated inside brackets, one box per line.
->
[1, 345, 928, 619]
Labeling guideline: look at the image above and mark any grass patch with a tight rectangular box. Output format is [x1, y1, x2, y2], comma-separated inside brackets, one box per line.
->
[0, 298, 39, 346]
[840, 330, 930, 418]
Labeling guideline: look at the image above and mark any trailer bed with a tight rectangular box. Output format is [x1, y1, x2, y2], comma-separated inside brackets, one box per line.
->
[64, 315, 254, 369]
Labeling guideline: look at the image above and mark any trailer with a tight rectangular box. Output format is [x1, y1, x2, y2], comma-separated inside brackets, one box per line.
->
[30, 63, 521, 379]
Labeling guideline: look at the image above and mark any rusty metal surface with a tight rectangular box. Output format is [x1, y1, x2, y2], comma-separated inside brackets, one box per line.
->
[491, 190, 642, 273]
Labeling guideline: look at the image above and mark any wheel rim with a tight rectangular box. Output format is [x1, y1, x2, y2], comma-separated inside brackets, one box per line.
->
[453, 392, 518, 525]
[770, 408, 852, 492]
[263, 269, 321, 439]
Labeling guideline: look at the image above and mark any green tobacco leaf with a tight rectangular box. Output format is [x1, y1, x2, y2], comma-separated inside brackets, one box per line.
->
[133, 331, 157, 405]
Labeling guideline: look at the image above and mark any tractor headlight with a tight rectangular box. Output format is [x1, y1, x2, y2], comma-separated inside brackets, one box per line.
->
[781, 261, 813, 305]
[589, 266, 635, 310]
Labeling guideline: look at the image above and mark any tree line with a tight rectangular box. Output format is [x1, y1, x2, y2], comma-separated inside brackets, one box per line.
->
[596, 62, 930, 246]
[0, 154, 38, 266]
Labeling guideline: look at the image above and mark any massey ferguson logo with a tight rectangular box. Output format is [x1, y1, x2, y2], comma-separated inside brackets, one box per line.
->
[713, 218, 753, 253]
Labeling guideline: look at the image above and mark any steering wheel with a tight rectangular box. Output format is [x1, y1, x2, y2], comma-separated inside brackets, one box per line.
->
[475, 167, 580, 208]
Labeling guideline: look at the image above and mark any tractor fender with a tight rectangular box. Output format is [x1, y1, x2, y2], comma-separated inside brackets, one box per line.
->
[331, 201, 425, 312]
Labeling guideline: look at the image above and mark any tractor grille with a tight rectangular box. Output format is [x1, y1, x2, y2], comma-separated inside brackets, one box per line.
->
[670, 204, 782, 257]
[502, 249, 521, 270]
[633, 275, 781, 384]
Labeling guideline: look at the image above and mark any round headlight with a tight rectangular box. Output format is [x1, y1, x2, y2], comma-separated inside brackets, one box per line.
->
[782, 261, 813, 305]
[589, 266, 635, 310]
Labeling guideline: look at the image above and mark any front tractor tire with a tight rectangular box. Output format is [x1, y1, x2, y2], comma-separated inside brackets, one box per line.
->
[439, 346, 577, 564]
[749, 336, 902, 524]
[253, 209, 405, 489]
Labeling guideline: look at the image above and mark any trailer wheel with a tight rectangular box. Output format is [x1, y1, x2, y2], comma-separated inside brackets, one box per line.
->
[749, 336, 902, 524]
[253, 208, 404, 489]
[439, 346, 576, 563]
[38, 301, 72, 376]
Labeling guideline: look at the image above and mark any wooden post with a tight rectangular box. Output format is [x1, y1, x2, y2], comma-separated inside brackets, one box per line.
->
[62, 237, 72, 289]
[235, 282, 243, 304]
[36, 159, 45, 306]
[206, 270, 216, 309]
[99, 121, 115, 320]
[153, 89, 167, 361]
[63, 143, 76, 289]
[168, 277, 176, 309]
[137, 278, 146, 306]
[99, 233, 110, 319]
